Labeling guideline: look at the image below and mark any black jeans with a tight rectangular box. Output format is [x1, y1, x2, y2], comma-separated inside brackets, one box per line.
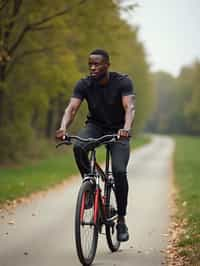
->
[73, 123, 130, 216]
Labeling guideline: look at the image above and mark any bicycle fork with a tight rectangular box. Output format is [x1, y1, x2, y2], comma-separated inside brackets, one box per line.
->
[80, 192, 86, 223]
[94, 188, 100, 225]
[79, 178, 110, 230]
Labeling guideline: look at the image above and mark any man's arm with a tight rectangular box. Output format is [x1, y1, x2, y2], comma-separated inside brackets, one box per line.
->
[56, 97, 82, 139]
[119, 94, 136, 137]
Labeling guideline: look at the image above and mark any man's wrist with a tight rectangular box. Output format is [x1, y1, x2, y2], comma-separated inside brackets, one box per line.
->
[59, 127, 66, 132]
[123, 128, 131, 133]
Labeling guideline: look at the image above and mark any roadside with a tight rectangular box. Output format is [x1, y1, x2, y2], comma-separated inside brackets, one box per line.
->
[166, 135, 200, 266]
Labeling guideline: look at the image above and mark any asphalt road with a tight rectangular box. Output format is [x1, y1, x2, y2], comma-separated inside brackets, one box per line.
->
[0, 135, 174, 266]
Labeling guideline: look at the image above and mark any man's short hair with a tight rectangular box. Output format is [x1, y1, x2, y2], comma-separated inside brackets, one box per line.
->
[90, 49, 110, 63]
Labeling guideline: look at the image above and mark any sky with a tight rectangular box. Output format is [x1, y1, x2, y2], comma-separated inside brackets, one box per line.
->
[122, 0, 200, 76]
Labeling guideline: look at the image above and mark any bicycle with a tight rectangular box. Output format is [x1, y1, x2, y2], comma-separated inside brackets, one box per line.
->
[56, 134, 120, 265]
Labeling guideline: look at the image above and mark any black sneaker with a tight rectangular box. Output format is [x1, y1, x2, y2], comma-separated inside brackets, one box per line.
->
[116, 222, 129, 242]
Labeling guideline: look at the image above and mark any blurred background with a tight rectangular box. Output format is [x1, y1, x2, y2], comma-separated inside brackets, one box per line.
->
[0, 0, 199, 162]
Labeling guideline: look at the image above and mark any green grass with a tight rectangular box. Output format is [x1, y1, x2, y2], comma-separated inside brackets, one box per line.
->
[0, 135, 150, 205]
[174, 135, 200, 264]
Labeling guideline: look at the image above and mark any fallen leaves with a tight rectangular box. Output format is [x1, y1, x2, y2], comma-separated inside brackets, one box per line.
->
[166, 173, 191, 266]
[182, 201, 187, 207]
[165, 166, 190, 266]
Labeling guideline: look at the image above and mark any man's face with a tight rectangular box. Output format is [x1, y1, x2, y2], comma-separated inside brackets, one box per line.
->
[88, 54, 109, 80]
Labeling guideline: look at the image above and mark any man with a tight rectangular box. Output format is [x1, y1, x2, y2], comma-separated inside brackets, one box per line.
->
[56, 49, 136, 242]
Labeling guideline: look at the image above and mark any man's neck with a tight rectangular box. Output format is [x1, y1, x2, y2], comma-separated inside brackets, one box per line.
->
[98, 72, 110, 86]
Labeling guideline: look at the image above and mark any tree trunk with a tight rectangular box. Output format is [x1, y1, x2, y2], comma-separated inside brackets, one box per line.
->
[46, 103, 54, 138]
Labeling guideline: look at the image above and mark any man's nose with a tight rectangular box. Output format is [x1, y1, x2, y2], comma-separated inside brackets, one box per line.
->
[90, 64, 96, 70]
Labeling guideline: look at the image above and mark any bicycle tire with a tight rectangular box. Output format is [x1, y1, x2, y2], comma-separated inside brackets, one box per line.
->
[105, 182, 120, 252]
[75, 181, 98, 265]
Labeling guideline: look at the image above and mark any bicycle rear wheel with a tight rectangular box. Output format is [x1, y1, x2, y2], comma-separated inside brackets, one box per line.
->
[75, 181, 98, 265]
[105, 183, 120, 252]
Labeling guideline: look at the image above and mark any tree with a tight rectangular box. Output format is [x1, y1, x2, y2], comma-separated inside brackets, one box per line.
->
[0, 0, 86, 160]
[0, 0, 153, 162]
[179, 61, 200, 134]
[0, 0, 87, 124]
[145, 60, 200, 136]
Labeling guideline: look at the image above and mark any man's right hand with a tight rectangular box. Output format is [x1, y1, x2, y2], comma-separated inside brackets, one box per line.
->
[55, 129, 66, 140]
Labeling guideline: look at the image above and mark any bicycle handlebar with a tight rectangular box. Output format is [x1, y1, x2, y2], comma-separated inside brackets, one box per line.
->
[56, 134, 119, 148]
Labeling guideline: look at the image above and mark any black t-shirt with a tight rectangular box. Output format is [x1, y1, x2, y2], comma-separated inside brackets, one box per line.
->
[72, 72, 135, 130]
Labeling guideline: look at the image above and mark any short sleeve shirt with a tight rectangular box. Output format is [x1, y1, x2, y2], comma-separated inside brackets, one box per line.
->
[72, 72, 135, 130]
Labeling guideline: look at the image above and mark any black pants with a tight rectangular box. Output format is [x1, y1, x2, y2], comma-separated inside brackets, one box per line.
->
[73, 123, 130, 216]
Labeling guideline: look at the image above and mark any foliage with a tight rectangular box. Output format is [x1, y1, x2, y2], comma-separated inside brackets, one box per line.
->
[181, 62, 200, 133]
[0, 1, 153, 162]
[145, 60, 200, 135]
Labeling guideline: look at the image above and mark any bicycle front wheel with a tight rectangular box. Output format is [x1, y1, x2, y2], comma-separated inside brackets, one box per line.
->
[75, 181, 98, 265]
[105, 183, 120, 252]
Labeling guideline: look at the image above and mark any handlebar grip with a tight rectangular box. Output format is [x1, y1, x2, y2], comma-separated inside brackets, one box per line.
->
[56, 139, 71, 148]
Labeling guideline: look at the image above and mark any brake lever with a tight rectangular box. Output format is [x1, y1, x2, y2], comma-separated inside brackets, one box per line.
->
[56, 140, 71, 148]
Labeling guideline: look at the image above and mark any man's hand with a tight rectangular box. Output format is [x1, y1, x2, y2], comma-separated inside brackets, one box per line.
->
[55, 129, 66, 140]
[117, 129, 130, 139]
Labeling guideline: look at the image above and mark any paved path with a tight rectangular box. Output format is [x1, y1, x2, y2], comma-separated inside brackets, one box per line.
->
[0, 135, 174, 266]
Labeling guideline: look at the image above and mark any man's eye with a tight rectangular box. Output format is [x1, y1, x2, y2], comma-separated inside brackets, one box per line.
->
[89, 63, 100, 67]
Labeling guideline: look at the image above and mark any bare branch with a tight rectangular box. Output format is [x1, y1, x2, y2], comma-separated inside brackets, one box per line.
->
[8, 0, 87, 55]
[13, 0, 23, 16]
[0, 0, 9, 12]
[4, 0, 23, 47]
[9, 25, 30, 54]
[29, 0, 87, 29]
[15, 46, 58, 59]
[6, 45, 60, 76]
[30, 25, 54, 32]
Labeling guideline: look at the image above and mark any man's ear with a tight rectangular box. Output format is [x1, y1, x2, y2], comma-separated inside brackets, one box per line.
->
[106, 62, 110, 68]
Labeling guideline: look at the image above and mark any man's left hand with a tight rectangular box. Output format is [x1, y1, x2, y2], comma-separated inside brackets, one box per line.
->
[117, 129, 130, 139]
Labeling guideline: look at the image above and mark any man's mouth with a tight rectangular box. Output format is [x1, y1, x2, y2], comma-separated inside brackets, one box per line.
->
[91, 72, 99, 76]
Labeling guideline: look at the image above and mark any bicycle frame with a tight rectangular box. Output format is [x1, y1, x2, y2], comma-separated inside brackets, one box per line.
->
[81, 145, 118, 228]
[57, 134, 119, 227]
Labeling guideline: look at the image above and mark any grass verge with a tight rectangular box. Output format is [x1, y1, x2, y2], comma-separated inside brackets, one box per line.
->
[174, 135, 200, 265]
[0, 134, 150, 205]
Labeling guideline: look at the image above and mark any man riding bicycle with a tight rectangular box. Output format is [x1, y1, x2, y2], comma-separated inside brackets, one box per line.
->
[56, 49, 136, 242]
